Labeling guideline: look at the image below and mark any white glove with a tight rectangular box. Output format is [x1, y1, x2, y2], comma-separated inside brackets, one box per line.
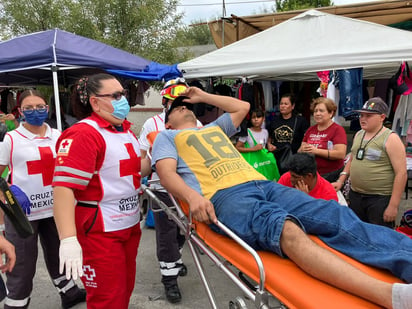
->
[59, 236, 83, 280]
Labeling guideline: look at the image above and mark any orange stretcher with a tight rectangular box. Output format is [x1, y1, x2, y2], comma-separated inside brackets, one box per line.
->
[141, 184, 402, 309]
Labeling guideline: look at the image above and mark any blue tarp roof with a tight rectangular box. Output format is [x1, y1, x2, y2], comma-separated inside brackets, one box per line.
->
[108, 62, 181, 82]
[0, 28, 180, 85]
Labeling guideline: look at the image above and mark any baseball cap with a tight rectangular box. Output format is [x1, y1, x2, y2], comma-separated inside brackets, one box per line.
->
[354, 97, 388, 116]
[164, 96, 194, 123]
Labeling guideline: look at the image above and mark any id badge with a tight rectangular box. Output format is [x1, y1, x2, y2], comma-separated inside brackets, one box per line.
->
[356, 148, 365, 160]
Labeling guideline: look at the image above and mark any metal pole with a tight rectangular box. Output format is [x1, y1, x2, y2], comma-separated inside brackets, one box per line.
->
[221, 0, 226, 47]
[51, 66, 62, 131]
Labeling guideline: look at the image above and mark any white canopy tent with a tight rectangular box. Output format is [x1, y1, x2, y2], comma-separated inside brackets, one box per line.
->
[178, 10, 412, 81]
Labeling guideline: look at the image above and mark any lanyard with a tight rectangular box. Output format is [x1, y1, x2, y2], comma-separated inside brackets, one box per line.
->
[356, 126, 384, 160]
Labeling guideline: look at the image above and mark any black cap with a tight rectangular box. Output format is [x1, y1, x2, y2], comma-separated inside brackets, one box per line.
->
[354, 97, 388, 116]
[164, 96, 194, 123]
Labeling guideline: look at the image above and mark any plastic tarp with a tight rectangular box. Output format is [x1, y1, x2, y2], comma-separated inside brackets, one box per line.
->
[179, 10, 412, 81]
[108, 62, 181, 82]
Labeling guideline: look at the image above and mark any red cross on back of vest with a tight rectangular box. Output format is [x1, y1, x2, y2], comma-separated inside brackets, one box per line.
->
[119, 143, 141, 189]
[26, 146, 55, 186]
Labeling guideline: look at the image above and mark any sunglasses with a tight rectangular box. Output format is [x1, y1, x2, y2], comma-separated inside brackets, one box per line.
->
[95, 90, 128, 100]
[160, 85, 188, 99]
[21, 104, 48, 114]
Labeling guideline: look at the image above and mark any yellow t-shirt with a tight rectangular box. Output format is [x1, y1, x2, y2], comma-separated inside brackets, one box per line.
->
[173, 125, 265, 199]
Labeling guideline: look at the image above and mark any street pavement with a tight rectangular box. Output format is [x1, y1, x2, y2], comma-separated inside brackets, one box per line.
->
[0, 196, 410, 309]
[0, 224, 256, 309]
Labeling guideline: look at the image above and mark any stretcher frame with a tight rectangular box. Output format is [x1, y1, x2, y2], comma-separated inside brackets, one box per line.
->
[141, 181, 403, 309]
[141, 182, 276, 309]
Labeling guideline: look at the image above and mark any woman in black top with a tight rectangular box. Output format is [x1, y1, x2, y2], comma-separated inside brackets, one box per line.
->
[267, 94, 309, 173]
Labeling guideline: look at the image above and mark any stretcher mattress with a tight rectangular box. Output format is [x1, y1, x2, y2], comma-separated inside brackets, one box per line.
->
[194, 220, 402, 309]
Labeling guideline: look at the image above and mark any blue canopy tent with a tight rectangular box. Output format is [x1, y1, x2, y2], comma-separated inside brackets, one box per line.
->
[0, 28, 181, 130]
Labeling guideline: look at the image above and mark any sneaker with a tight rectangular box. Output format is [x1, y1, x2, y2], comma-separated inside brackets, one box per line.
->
[177, 263, 188, 277]
[165, 284, 181, 304]
[61, 287, 86, 309]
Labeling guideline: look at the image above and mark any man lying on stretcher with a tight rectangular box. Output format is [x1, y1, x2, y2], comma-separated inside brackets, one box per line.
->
[151, 86, 412, 309]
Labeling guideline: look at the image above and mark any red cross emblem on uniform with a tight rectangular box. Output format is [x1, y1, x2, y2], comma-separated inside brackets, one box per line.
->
[82, 265, 96, 281]
[57, 139, 73, 156]
[26, 146, 55, 186]
[119, 143, 141, 189]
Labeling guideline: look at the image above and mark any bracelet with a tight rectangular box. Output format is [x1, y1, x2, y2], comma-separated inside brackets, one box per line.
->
[340, 172, 348, 176]
[327, 150, 330, 160]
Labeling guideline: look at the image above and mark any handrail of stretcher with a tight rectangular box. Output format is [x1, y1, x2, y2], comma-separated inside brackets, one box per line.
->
[141, 183, 273, 309]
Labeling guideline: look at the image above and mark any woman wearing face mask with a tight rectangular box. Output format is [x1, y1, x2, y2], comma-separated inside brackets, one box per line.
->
[52, 73, 151, 309]
[0, 89, 86, 309]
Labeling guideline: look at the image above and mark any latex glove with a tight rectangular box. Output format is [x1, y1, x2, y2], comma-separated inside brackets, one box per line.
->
[59, 236, 83, 280]
[9, 185, 31, 215]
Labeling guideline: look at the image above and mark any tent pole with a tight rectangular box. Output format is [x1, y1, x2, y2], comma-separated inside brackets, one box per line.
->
[221, 0, 226, 47]
[52, 66, 63, 131]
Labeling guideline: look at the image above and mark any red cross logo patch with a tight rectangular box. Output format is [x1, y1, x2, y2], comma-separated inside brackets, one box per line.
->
[119, 143, 141, 189]
[57, 139, 73, 156]
[26, 146, 55, 186]
[82, 265, 96, 281]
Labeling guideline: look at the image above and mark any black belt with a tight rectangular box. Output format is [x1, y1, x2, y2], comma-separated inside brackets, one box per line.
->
[77, 202, 98, 234]
[77, 201, 98, 208]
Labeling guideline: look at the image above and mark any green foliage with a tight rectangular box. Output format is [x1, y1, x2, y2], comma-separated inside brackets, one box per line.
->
[0, 0, 188, 64]
[275, 0, 333, 12]
[175, 21, 214, 46]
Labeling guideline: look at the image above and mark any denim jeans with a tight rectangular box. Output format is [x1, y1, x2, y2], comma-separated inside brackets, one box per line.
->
[337, 68, 363, 118]
[211, 180, 412, 283]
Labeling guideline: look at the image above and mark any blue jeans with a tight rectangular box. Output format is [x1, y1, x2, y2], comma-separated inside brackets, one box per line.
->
[211, 180, 412, 283]
[337, 68, 363, 118]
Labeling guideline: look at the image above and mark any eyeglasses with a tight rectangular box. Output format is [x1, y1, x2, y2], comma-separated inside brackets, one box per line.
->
[161, 84, 188, 99]
[94, 90, 128, 100]
[21, 104, 48, 114]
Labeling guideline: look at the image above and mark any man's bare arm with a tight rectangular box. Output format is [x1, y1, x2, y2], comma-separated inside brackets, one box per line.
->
[385, 133, 407, 222]
[181, 87, 250, 128]
[156, 158, 217, 224]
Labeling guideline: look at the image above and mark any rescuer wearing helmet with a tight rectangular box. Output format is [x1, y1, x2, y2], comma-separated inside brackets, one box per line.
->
[138, 78, 201, 303]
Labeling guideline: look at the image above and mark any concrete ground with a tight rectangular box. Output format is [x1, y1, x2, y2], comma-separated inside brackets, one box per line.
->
[0, 194, 410, 309]
[0, 224, 258, 309]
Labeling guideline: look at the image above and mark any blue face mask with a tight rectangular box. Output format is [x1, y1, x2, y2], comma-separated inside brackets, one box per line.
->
[111, 96, 130, 120]
[23, 110, 49, 126]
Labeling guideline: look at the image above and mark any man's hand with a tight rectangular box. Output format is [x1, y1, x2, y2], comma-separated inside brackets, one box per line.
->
[180, 87, 209, 105]
[187, 192, 217, 224]
[59, 236, 83, 280]
[295, 180, 309, 194]
[0, 236, 15, 273]
[383, 205, 398, 223]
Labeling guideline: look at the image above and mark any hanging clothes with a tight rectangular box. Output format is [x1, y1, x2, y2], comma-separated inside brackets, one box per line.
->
[337, 68, 363, 119]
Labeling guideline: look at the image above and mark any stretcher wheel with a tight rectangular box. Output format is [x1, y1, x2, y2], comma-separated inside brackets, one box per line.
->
[229, 296, 247, 309]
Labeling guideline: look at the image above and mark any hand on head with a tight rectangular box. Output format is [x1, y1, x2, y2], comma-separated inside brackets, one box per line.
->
[179, 87, 208, 105]
[295, 179, 309, 193]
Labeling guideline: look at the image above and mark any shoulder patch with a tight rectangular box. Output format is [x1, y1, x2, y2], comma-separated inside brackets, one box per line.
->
[57, 139, 73, 156]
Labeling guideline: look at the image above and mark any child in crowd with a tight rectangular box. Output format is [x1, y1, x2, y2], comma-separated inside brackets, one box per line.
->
[235, 109, 269, 153]
[236, 109, 280, 181]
